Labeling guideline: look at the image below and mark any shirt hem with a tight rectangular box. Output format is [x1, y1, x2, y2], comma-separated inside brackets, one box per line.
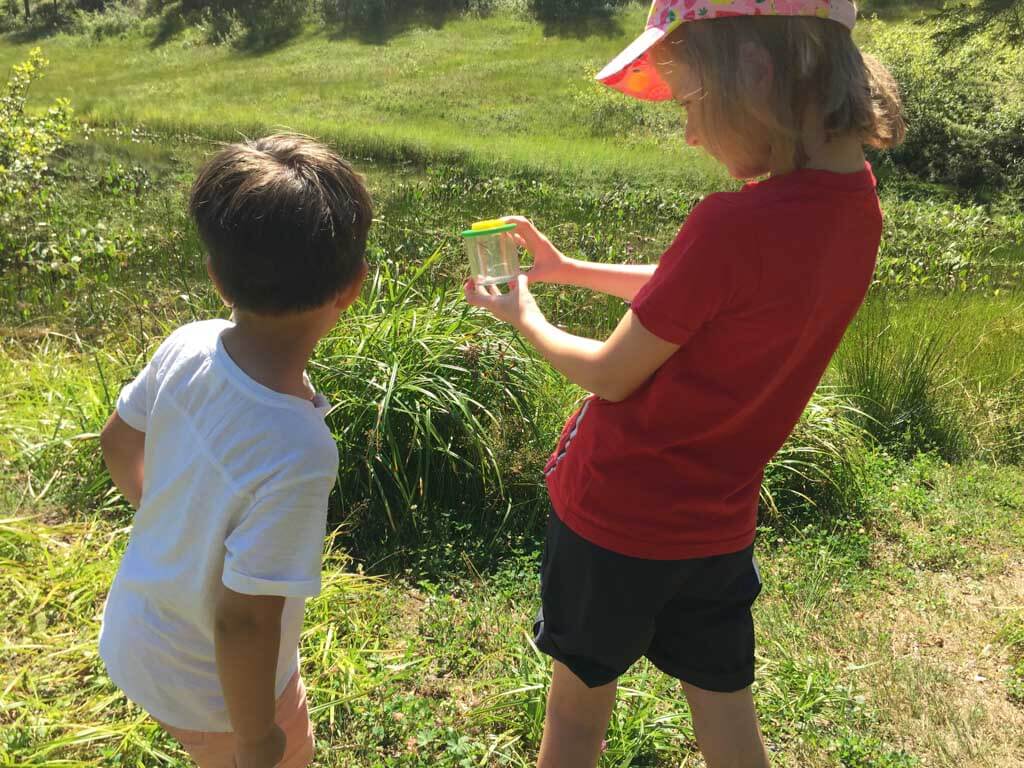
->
[101, 648, 300, 733]
[550, 496, 756, 561]
[116, 398, 148, 433]
[222, 569, 321, 598]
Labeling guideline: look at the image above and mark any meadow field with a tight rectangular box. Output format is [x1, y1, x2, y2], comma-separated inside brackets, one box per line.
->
[2, 2, 1023, 766]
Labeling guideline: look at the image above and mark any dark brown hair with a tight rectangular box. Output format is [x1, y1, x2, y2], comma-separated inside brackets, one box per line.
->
[190, 133, 374, 314]
[656, 17, 906, 167]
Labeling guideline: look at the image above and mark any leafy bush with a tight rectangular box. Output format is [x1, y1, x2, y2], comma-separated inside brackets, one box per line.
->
[145, 0, 306, 46]
[318, 0, 510, 31]
[0, 49, 75, 275]
[71, 0, 147, 39]
[864, 19, 1024, 196]
[933, 0, 1024, 48]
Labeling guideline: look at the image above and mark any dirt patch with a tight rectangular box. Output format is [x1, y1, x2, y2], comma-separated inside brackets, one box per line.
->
[852, 560, 1024, 767]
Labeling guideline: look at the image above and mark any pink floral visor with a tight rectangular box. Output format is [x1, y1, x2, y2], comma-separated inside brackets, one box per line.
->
[597, 0, 858, 101]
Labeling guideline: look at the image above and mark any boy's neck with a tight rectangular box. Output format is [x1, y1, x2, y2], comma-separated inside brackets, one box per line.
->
[221, 311, 327, 401]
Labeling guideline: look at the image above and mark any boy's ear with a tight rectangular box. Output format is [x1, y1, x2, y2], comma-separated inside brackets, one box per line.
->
[205, 257, 233, 309]
[334, 259, 369, 311]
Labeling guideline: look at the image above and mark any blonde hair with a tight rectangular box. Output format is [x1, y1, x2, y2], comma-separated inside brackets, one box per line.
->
[656, 17, 905, 167]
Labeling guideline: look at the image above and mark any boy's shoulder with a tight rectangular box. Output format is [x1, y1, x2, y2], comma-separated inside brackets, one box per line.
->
[160, 318, 232, 354]
[146, 318, 230, 374]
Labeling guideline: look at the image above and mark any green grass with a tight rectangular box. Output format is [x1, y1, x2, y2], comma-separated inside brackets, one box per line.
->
[832, 295, 1024, 463]
[4, 451, 1023, 766]
[3, 10, 1024, 766]
[4, 129, 1022, 560]
[2, 131, 1023, 765]
[0, 7, 729, 188]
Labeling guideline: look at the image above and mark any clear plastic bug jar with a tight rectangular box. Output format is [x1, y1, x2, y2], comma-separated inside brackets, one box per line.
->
[462, 220, 520, 286]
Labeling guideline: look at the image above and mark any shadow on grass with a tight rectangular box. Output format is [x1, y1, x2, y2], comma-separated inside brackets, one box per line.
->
[147, 6, 303, 53]
[4, 22, 64, 44]
[322, 7, 464, 45]
[858, 0, 944, 19]
[537, 13, 623, 39]
[148, 10, 185, 49]
[335, 495, 550, 582]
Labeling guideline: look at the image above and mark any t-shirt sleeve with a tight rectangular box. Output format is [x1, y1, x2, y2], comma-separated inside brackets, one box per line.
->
[116, 362, 152, 432]
[115, 325, 194, 432]
[222, 474, 335, 599]
[631, 196, 741, 346]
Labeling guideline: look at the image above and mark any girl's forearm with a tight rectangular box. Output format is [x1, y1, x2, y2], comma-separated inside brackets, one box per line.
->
[557, 260, 657, 302]
[519, 315, 626, 401]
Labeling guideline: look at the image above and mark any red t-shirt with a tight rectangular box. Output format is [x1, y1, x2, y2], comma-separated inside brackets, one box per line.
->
[545, 163, 882, 560]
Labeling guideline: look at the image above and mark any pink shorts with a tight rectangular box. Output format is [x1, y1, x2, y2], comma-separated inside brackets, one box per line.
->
[159, 672, 314, 768]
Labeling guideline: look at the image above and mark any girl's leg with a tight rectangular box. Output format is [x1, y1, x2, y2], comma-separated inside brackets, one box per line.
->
[536, 661, 617, 768]
[682, 682, 770, 768]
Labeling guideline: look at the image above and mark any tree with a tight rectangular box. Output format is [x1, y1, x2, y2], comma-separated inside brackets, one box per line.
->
[934, 0, 1024, 48]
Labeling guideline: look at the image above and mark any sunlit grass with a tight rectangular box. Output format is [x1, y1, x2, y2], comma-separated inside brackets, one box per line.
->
[0, 8, 729, 188]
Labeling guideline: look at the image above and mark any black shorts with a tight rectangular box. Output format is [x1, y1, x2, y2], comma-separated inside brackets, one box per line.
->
[533, 511, 762, 692]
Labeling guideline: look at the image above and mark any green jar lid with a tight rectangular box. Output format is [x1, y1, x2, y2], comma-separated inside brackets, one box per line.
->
[461, 219, 517, 238]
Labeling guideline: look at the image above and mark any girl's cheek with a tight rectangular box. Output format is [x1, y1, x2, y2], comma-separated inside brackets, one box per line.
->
[684, 116, 700, 148]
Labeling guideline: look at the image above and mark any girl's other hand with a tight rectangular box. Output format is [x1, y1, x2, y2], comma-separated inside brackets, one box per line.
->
[464, 274, 544, 331]
[502, 216, 573, 285]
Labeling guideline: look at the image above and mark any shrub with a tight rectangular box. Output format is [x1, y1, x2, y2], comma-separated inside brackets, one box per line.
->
[317, 0, 507, 31]
[0, 49, 75, 275]
[864, 19, 1024, 195]
[145, 0, 306, 46]
[529, 0, 624, 21]
[72, 0, 147, 39]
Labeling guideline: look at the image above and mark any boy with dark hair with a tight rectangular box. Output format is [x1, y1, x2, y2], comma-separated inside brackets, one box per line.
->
[99, 134, 373, 768]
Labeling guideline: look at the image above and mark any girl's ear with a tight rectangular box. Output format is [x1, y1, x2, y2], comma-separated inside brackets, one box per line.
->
[738, 40, 773, 92]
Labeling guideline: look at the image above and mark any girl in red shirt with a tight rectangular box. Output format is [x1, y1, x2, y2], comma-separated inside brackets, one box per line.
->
[466, 2, 905, 766]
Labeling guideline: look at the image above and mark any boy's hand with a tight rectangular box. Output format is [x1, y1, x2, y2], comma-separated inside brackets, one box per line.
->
[465, 274, 545, 331]
[235, 724, 286, 768]
[502, 216, 573, 285]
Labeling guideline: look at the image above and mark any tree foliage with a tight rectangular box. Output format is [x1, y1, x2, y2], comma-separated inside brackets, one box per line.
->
[934, 0, 1024, 48]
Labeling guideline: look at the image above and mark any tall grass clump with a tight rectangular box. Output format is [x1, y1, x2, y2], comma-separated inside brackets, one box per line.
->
[834, 295, 1024, 464]
[832, 299, 968, 460]
[761, 390, 869, 526]
[0, 334, 149, 518]
[315, 252, 576, 558]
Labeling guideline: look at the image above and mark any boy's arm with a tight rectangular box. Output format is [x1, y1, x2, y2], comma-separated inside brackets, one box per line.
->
[214, 584, 287, 767]
[505, 217, 656, 302]
[99, 412, 145, 509]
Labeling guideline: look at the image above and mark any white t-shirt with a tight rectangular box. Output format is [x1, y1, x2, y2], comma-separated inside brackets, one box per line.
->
[99, 319, 339, 732]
